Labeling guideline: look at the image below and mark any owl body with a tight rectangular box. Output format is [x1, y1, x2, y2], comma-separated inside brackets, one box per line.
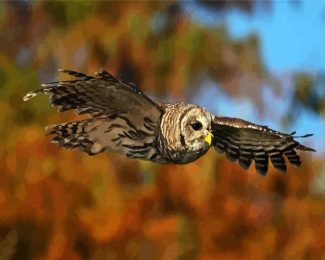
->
[24, 69, 315, 175]
[73, 102, 213, 164]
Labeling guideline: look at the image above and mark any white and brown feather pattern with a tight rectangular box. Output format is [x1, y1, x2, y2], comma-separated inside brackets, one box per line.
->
[158, 103, 212, 163]
[23, 69, 163, 161]
[23, 69, 315, 176]
[23, 69, 162, 119]
[158, 103, 195, 162]
[46, 120, 95, 153]
[44, 115, 160, 159]
[212, 117, 315, 175]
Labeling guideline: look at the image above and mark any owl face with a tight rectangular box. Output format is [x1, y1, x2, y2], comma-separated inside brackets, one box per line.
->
[158, 103, 213, 163]
[180, 106, 213, 152]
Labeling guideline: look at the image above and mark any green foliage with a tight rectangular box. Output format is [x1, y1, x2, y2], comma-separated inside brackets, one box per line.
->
[294, 72, 325, 114]
[43, 2, 94, 28]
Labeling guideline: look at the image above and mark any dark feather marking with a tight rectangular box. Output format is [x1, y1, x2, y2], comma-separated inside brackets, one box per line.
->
[284, 149, 301, 167]
[120, 115, 153, 137]
[238, 151, 252, 169]
[137, 129, 154, 137]
[108, 113, 118, 120]
[118, 115, 137, 130]
[180, 134, 186, 146]
[127, 149, 150, 155]
[144, 117, 156, 131]
[107, 123, 125, 130]
[127, 129, 142, 140]
[226, 147, 238, 161]
[122, 130, 134, 140]
[103, 127, 114, 134]
[144, 122, 155, 131]
[95, 70, 119, 82]
[111, 137, 120, 142]
[122, 142, 152, 149]
[58, 69, 91, 78]
[150, 153, 158, 160]
[144, 117, 154, 124]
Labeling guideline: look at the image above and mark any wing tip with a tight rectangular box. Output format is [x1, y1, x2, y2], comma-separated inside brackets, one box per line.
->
[298, 145, 316, 152]
[57, 68, 74, 73]
[58, 69, 90, 78]
[291, 132, 316, 152]
[23, 91, 37, 101]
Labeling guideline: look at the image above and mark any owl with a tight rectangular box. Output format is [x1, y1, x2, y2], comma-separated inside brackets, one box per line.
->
[23, 69, 315, 175]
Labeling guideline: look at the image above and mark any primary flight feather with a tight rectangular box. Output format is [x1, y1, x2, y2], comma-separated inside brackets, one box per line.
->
[23, 69, 315, 175]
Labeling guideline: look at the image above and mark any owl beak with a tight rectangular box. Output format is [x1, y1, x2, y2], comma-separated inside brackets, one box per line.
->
[204, 132, 213, 146]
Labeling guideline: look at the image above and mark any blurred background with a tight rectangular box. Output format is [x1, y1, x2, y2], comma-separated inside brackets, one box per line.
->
[0, 1, 324, 259]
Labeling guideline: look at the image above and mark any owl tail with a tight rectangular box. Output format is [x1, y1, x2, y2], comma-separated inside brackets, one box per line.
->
[45, 119, 101, 155]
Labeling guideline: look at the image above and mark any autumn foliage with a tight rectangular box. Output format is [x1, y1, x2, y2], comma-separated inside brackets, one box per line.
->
[0, 2, 324, 259]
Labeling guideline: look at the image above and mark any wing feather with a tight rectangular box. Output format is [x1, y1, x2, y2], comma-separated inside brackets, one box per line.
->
[24, 69, 162, 117]
[212, 117, 315, 175]
[23, 69, 163, 160]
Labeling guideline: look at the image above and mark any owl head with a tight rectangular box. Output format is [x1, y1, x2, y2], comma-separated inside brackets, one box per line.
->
[160, 103, 213, 163]
[179, 105, 213, 152]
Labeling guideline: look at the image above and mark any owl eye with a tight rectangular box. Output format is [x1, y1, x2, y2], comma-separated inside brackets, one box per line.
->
[191, 121, 203, 131]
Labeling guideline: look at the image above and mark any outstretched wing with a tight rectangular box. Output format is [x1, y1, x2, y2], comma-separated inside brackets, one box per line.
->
[211, 116, 315, 175]
[24, 69, 162, 119]
[24, 69, 163, 159]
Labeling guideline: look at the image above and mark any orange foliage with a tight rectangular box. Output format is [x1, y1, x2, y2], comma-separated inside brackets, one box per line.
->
[0, 1, 324, 259]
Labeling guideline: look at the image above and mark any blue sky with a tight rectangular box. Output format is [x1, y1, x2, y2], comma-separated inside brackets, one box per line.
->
[185, 1, 325, 154]
[226, 1, 325, 71]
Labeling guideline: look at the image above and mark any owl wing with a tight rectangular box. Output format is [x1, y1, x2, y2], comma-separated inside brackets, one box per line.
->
[211, 116, 315, 175]
[24, 69, 162, 119]
[24, 69, 163, 159]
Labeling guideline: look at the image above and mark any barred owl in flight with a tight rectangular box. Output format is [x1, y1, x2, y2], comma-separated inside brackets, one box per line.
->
[23, 69, 315, 175]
